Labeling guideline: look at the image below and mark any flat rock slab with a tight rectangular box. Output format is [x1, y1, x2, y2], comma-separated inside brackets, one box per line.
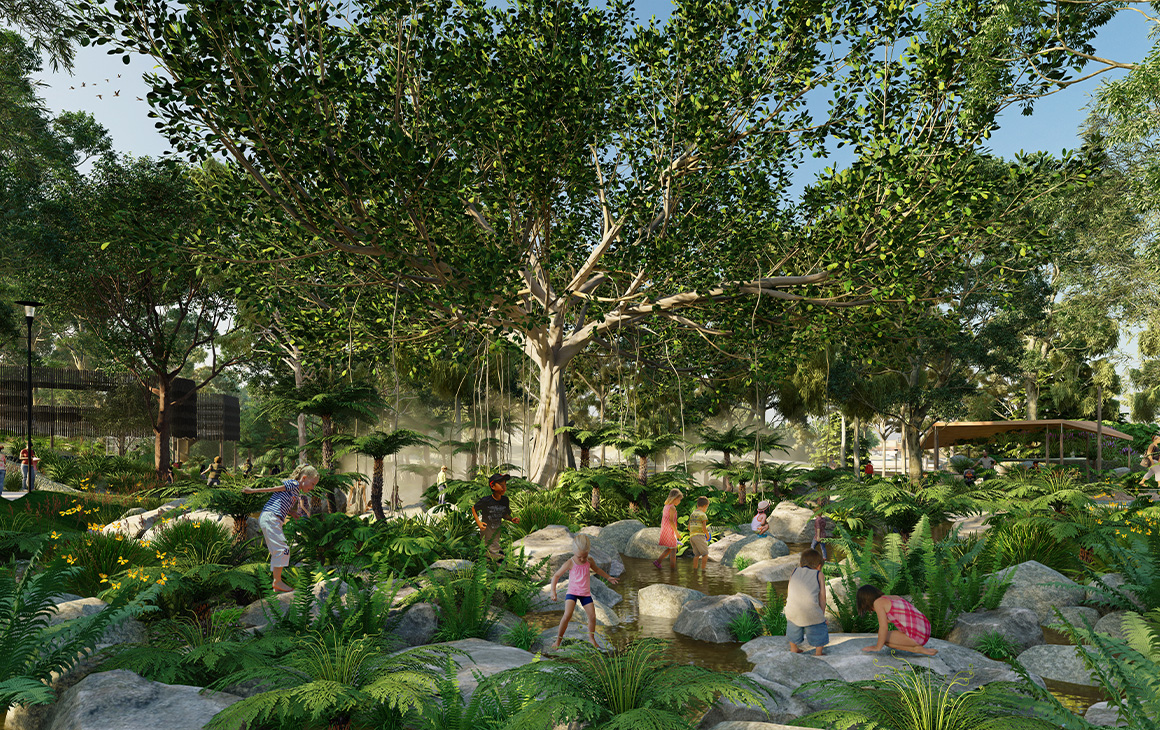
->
[426, 559, 473, 573]
[673, 593, 763, 643]
[1085, 701, 1126, 727]
[42, 669, 241, 730]
[590, 519, 646, 554]
[537, 625, 611, 651]
[638, 583, 706, 618]
[239, 579, 352, 630]
[765, 502, 815, 543]
[705, 724, 814, 730]
[623, 527, 667, 560]
[994, 560, 1086, 622]
[429, 638, 537, 699]
[697, 672, 812, 728]
[514, 525, 622, 577]
[738, 554, 801, 582]
[531, 577, 621, 611]
[1047, 606, 1100, 632]
[946, 607, 1044, 654]
[722, 536, 790, 566]
[101, 499, 188, 539]
[708, 533, 749, 563]
[1016, 644, 1100, 687]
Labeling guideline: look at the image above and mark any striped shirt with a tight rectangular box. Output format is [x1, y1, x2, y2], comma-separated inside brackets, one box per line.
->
[262, 479, 302, 520]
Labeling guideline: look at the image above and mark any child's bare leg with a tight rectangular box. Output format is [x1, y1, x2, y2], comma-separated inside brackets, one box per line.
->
[272, 566, 292, 592]
[669, 549, 677, 568]
[582, 602, 599, 648]
[788, 641, 802, 653]
[814, 644, 825, 656]
[553, 600, 577, 649]
[885, 630, 937, 655]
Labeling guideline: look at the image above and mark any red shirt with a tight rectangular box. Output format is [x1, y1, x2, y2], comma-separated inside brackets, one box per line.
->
[19, 448, 35, 466]
[863, 462, 874, 476]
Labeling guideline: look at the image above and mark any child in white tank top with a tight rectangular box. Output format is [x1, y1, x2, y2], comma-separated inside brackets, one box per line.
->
[783, 548, 829, 655]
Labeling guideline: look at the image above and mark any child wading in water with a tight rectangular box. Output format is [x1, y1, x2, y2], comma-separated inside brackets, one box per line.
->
[549, 534, 619, 649]
[687, 496, 711, 572]
[654, 489, 683, 569]
[243, 464, 320, 593]
[857, 585, 938, 656]
[784, 548, 829, 656]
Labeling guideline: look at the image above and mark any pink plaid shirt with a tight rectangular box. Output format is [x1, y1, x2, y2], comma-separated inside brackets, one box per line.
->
[887, 596, 931, 646]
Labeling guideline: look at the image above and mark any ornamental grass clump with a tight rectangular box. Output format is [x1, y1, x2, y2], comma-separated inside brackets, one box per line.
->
[52, 530, 155, 597]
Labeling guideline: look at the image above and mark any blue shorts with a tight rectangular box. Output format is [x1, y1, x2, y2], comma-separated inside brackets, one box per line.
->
[786, 619, 829, 647]
[565, 593, 593, 606]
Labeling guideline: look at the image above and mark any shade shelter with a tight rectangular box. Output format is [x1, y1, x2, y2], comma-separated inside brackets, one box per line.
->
[919, 419, 1133, 471]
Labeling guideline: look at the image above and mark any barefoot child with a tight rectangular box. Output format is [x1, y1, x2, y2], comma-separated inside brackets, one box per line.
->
[654, 489, 682, 569]
[751, 499, 771, 535]
[243, 464, 319, 593]
[857, 585, 938, 656]
[784, 548, 829, 656]
[549, 534, 619, 649]
[688, 496, 711, 572]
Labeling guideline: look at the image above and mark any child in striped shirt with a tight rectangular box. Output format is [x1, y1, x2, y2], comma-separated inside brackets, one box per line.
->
[243, 464, 319, 593]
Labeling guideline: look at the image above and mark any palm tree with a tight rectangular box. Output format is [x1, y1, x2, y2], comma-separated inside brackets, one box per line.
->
[263, 375, 385, 512]
[612, 431, 681, 512]
[692, 425, 757, 494]
[556, 423, 620, 508]
[352, 429, 431, 520]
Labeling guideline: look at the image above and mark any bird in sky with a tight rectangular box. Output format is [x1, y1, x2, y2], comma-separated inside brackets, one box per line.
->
[80, 82, 85, 87]
[114, 90, 120, 96]
[136, 97, 143, 101]
[69, 86, 74, 89]
[96, 94, 102, 99]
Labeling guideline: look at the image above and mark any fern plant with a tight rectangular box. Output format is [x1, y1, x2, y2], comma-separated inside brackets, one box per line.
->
[794, 664, 1059, 730]
[501, 620, 540, 651]
[762, 583, 788, 637]
[973, 631, 1019, 662]
[205, 630, 452, 730]
[728, 610, 764, 642]
[495, 638, 762, 730]
[420, 554, 508, 641]
[0, 548, 159, 712]
[734, 555, 755, 571]
[405, 656, 536, 730]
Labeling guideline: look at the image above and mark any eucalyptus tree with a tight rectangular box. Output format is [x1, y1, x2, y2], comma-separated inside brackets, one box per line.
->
[75, 0, 1097, 486]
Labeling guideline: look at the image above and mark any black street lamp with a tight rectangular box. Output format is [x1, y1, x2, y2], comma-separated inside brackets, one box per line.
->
[14, 301, 41, 492]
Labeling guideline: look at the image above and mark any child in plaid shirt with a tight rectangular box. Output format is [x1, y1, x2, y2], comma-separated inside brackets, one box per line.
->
[857, 585, 938, 656]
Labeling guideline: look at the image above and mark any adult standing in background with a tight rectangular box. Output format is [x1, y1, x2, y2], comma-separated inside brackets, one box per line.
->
[19, 445, 36, 490]
[0, 448, 7, 490]
[436, 465, 450, 504]
[976, 451, 997, 471]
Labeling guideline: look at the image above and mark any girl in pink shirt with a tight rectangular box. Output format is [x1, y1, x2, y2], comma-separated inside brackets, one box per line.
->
[549, 534, 619, 649]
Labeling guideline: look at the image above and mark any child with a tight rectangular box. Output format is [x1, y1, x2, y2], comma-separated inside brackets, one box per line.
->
[784, 548, 828, 656]
[687, 496, 711, 572]
[201, 456, 224, 486]
[653, 489, 682, 569]
[472, 473, 520, 562]
[751, 499, 771, 535]
[243, 464, 320, 593]
[857, 585, 938, 656]
[811, 498, 833, 560]
[549, 534, 620, 649]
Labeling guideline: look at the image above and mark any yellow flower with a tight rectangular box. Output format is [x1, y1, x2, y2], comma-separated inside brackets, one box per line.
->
[64, 555, 76, 565]
[117, 556, 128, 565]
[49, 531, 60, 540]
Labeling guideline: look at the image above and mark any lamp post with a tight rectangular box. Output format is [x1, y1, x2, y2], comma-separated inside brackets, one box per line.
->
[14, 301, 41, 492]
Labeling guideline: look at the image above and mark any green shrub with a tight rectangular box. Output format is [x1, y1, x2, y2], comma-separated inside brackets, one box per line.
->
[146, 519, 235, 566]
[973, 631, 1019, 661]
[762, 584, 788, 637]
[53, 531, 156, 597]
[734, 555, 755, 571]
[728, 610, 764, 642]
[501, 620, 540, 651]
[3, 472, 21, 492]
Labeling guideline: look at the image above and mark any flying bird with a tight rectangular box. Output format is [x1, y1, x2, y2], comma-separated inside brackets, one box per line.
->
[117, 74, 122, 78]
[114, 90, 120, 96]
[80, 82, 85, 87]
[69, 86, 74, 89]
[136, 97, 143, 101]
[96, 94, 102, 99]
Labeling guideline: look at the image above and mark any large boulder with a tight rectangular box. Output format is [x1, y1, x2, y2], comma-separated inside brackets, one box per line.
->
[394, 602, 439, 646]
[1015, 644, 1100, 687]
[591, 519, 647, 555]
[721, 536, 790, 567]
[101, 499, 188, 539]
[239, 579, 353, 631]
[623, 528, 667, 560]
[1085, 573, 1144, 611]
[696, 672, 812, 728]
[531, 577, 621, 611]
[1085, 701, 1126, 727]
[1046, 606, 1100, 632]
[764, 502, 815, 543]
[426, 559, 474, 574]
[738, 554, 802, 583]
[514, 525, 624, 578]
[40, 670, 241, 730]
[427, 638, 537, 699]
[946, 607, 1044, 654]
[637, 584, 706, 618]
[995, 561, 1086, 622]
[708, 533, 749, 563]
[673, 593, 763, 643]
[704, 724, 813, 730]
[1093, 611, 1133, 643]
[49, 597, 146, 649]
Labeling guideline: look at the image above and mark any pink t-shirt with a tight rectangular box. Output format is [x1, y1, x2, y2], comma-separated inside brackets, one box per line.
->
[568, 558, 591, 596]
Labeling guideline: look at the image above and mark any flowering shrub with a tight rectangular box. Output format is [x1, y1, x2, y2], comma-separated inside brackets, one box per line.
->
[51, 531, 156, 597]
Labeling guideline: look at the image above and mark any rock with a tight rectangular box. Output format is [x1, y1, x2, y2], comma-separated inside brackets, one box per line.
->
[1112, 467, 1130, 477]
[637, 584, 706, 618]
[946, 608, 1044, 654]
[39, 669, 241, 730]
[49, 597, 146, 648]
[1085, 701, 1126, 727]
[1093, 611, 1134, 643]
[513, 525, 621, 578]
[1016, 644, 1100, 687]
[673, 593, 763, 643]
[737, 555, 801, 584]
[708, 533, 749, 563]
[536, 625, 611, 651]
[764, 502, 815, 543]
[721, 536, 790, 567]
[697, 672, 811, 728]
[531, 577, 621, 610]
[579, 525, 603, 539]
[427, 559, 474, 573]
[623, 528, 667, 560]
[101, 498, 188, 539]
[591, 519, 647, 554]
[427, 638, 537, 699]
[238, 579, 352, 630]
[704, 724, 811, 730]
[51, 593, 85, 605]
[395, 602, 439, 646]
[995, 561, 1086, 622]
[1085, 573, 1144, 611]
[484, 608, 525, 642]
[1047, 606, 1100, 631]
[139, 508, 237, 542]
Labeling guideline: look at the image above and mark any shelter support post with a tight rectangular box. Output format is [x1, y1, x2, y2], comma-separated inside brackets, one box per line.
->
[934, 429, 939, 471]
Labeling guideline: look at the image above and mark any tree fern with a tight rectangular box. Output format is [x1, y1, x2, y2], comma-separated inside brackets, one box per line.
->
[0, 547, 159, 712]
[495, 638, 762, 730]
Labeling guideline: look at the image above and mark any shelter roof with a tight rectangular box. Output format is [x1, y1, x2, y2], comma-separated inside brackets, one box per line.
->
[919, 419, 1132, 450]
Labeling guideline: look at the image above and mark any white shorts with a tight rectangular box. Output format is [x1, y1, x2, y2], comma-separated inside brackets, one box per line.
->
[259, 511, 291, 568]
